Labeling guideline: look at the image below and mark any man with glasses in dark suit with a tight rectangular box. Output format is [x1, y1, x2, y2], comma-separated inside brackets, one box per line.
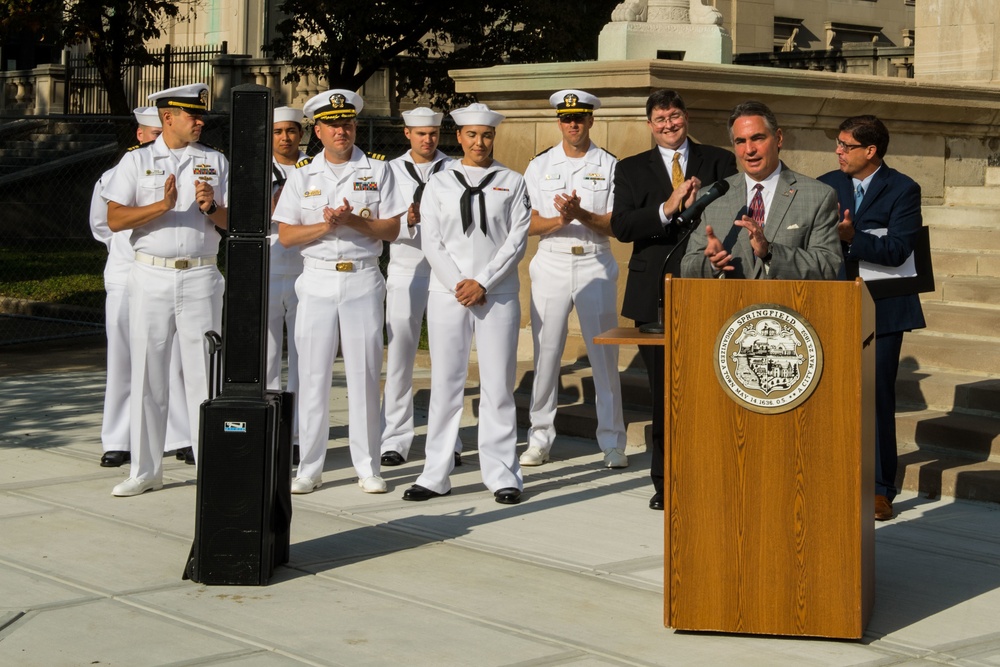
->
[611, 89, 738, 511]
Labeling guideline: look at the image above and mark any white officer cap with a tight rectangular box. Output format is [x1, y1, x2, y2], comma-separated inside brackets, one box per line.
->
[402, 107, 443, 127]
[304, 89, 363, 121]
[450, 103, 504, 128]
[549, 89, 600, 116]
[273, 106, 305, 126]
[132, 106, 162, 128]
[147, 83, 209, 113]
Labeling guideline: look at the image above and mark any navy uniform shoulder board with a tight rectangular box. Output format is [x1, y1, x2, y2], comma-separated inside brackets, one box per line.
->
[529, 146, 554, 162]
[126, 141, 152, 152]
[295, 156, 314, 169]
[197, 142, 224, 154]
[367, 151, 386, 161]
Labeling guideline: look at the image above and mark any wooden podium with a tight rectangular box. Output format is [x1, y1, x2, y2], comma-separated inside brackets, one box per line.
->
[597, 277, 875, 638]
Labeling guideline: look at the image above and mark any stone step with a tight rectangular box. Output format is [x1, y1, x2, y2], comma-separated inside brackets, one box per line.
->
[897, 365, 1000, 417]
[930, 249, 1000, 278]
[922, 274, 1000, 306]
[897, 443, 1000, 504]
[944, 185, 1000, 207]
[986, 166, 1000, 186]
[897, 408, 1000, 464]
[928, 222, 1000, 252]
[924, 205, 1000, 229]
[902, 332, 1000, 374]
[918, 301, 1000, 338]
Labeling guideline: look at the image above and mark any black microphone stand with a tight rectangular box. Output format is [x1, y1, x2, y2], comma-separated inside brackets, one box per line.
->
[638, 219, 701, 334]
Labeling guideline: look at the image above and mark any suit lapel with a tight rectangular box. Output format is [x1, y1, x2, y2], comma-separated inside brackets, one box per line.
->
[763, 167, 797, 245]
[648, 148, 672, 197]
[856, 164, 889, 219]
[686, 141, 703, 182]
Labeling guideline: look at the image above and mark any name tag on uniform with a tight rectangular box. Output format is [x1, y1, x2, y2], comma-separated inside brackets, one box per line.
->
[303, 189, 323, 198]
[144, 169, 165, 176]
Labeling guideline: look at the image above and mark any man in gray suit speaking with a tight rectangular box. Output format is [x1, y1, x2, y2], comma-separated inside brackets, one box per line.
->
[681, 101, 841, 280]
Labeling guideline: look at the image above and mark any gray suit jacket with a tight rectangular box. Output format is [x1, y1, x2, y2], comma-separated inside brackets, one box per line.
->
[680, 165, 842, 280]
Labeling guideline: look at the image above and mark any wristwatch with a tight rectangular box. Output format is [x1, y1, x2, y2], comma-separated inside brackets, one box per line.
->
[203, 200, 218, 215]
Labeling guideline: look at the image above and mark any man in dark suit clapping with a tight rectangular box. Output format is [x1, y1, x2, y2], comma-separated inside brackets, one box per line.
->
[818, 115, 926, 522]
[610, 90, 738, 511]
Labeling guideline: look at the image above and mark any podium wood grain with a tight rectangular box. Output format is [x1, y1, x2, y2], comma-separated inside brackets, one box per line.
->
[662, 277, 875, 638]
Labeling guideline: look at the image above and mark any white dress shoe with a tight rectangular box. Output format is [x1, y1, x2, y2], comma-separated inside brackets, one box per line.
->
[602, 448, 628, 468]
[111, 477, 163, 497]
[358, 476, 387, 494]
[519, 446, 549, 466]
[291, 476, 321, 494]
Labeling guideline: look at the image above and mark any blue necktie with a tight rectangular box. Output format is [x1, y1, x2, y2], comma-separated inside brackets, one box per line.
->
[854, 183, 864, 212]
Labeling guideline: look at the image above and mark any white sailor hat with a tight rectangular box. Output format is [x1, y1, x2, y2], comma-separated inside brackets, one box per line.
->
[132, 106, 162, 128]
[304, 89, 363, 121]
[402, 107, 444, 127]
[147, 83, 209, 112]
[449, 103, 504, 128]
[273, 106, 305, 125]
[549, 89, 600, 116]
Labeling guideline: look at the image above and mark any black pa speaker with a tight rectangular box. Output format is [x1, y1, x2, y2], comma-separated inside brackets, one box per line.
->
[222, 237, 267, 393]
[227, 86, 273, 236]
[187, 392, 293, 585]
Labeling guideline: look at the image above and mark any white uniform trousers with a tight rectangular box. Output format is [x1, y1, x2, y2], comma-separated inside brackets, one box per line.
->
[103, 282, 191, 453]
[379, 272, 465, 459]
[265, 271, 299, 443]
[527, 247, 625, 453]
[416, 292, 523, 495]
[294, 265, 385, 482]
[379, 271, 429, 458]
[127, 262, 223, 482]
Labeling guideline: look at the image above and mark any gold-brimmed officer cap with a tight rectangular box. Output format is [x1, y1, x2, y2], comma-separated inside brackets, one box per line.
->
[549, 89, 600, 116]
[148, 83, 209, 112]
[304, 89, 363, 121]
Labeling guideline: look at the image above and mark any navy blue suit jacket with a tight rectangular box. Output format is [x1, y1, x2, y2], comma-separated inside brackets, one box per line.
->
[611, 141, 737, 323]
[818, 164, 926, 335]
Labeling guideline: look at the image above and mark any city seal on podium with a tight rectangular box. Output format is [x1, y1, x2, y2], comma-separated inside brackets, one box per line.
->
[714, 304, 823, 414]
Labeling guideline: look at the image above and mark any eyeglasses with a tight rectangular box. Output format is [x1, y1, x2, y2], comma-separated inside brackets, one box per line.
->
[559, 114, 589, 124]
[649, 112, 685, 127]
[835, 139, 866, 151]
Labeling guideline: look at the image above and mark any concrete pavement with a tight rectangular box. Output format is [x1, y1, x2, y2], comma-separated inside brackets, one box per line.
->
[3, 345, 1000, 666]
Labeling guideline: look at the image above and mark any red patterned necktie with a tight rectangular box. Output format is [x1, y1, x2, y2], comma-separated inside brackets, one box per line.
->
[749, 183, 765, 225]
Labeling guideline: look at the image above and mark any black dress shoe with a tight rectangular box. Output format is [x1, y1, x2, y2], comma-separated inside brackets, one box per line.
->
[402, 484, 450, 501]
[292, 445, 300, 466]
[494, 487, 521, 505]
[381, 451, 405, 466]
[100, 450, 130, 467]
[649, 491, 664, 511]
[176, 446, 195, 465]
[454, 452, 462, 467]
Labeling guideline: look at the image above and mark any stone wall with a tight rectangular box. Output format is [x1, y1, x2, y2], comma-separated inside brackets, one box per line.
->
[450, 59, 1000, 332]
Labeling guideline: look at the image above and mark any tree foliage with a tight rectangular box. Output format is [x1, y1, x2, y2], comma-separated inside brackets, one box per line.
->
[1, 0, 197, 116]
[267, 0, 619, 110]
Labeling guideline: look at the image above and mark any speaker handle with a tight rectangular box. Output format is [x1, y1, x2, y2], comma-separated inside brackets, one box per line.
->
[205, 330, 223, 400]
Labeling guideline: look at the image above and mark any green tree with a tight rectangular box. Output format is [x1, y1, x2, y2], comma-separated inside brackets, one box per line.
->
[1, 0, 197, 117]
[267, 0, 619, 110]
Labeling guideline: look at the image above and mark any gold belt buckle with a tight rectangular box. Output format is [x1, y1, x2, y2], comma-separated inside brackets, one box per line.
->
[173, 258, 190, 269]
[335, 261, 353, 272]
[571, 246, 585, 256]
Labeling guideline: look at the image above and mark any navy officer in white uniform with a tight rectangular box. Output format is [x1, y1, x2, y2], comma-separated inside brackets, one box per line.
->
[379, 107, 460, 468]
[103, 83, 228, 496]
[274, 89, 406, 495]
[267, 106, 307, 448]
[520, 89, 627, 470]
[402, 103, 532, 505]
[90, 106, 193, 469]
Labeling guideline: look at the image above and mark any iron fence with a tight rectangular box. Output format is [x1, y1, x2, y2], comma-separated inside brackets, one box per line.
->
[0, 113, 459, 345]
[67, 43, 228, 115]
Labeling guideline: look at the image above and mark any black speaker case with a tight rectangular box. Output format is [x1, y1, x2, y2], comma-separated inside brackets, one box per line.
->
[187, 391, 293, 586]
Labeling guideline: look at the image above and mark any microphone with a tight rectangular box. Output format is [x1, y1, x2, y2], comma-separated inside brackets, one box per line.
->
[637, 180, 731, 334]
[674, 179, 730, 230]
